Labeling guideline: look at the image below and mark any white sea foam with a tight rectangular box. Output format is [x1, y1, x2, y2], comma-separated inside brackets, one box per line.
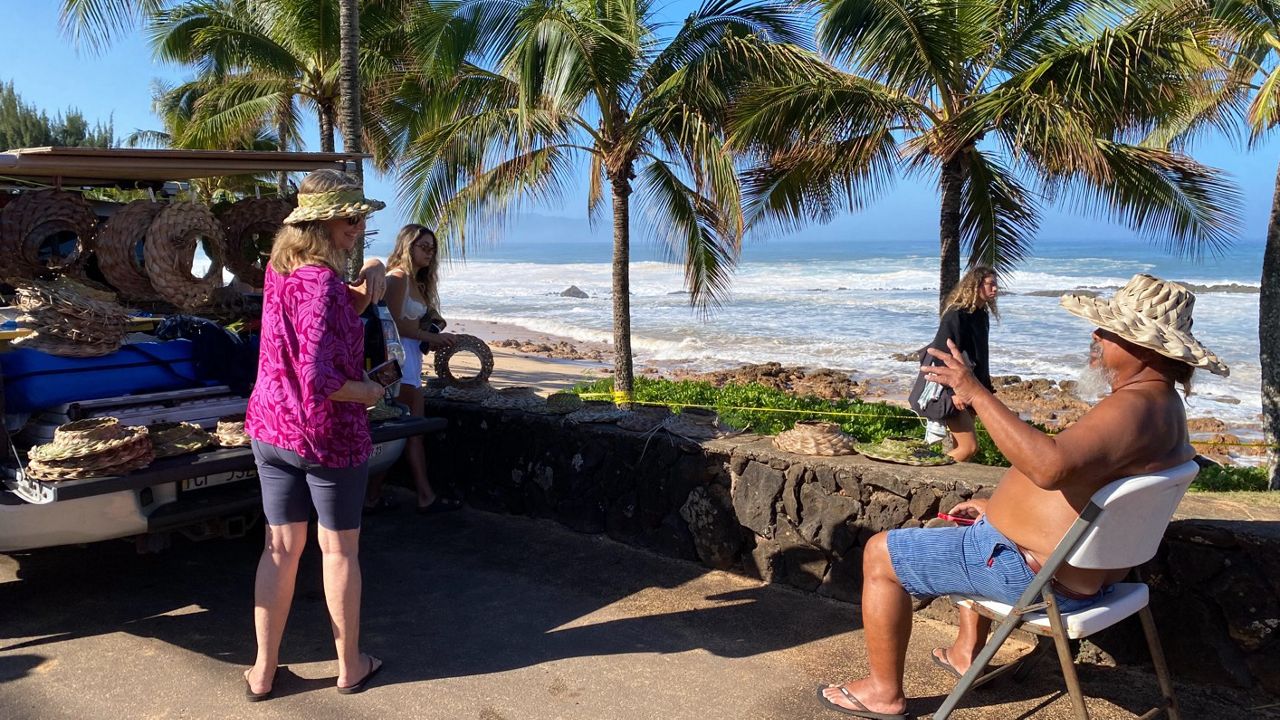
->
[435, 237, 1265, 428]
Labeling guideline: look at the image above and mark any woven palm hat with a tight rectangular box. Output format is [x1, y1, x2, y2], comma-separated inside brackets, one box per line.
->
[661, 408, 740, 441]
[282, 187, 386, 225]
[855, 436, 954, 466]
[773, 420, 856, 456]
[1059, 274, 1228, 377]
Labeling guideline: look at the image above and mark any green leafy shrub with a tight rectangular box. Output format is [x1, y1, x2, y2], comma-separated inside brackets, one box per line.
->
[574, 377, 1010, 465]
[1190, 464, 1269, 492]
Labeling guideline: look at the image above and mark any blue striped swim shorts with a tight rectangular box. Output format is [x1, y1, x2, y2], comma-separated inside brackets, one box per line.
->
[886, 516, 1101, 613]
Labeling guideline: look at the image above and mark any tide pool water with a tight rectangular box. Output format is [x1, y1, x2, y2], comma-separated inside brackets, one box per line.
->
[380, 231, 1266, 428]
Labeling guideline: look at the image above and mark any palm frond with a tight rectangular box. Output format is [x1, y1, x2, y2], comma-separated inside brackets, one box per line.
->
[960, 149, 1039, 268]
[637, 160, 739, 311]
[1047, 141, 1241, 258]
[123, 129, 174, 148]
[640, 0, 812, 94]
[816, 0, 976, 104]
[59, 0, 166, 51]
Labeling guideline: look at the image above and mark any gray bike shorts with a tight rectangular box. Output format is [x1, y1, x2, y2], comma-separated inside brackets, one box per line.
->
[252, 439, 368, 531]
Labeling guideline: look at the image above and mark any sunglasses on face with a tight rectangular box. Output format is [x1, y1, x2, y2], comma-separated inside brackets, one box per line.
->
[345, 215, 365, 226]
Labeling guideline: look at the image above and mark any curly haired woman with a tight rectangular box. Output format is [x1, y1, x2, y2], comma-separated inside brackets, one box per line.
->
[923, 265, 1000, 461]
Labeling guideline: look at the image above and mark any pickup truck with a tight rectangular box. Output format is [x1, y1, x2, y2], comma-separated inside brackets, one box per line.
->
[0, 147, 436, 553]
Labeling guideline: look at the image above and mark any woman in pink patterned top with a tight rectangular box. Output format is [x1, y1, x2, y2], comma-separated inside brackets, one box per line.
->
[242, 170, 389, 700]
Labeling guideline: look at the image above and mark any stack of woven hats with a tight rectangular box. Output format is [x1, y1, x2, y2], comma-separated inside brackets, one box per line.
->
[12, 278, 131, 357]
[214, 414, 251, 447]
[26, 418, 153, 481]
[147, 421, 215, 459]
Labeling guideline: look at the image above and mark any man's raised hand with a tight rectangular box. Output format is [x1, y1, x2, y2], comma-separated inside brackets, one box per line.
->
[922, 339, 982, 410]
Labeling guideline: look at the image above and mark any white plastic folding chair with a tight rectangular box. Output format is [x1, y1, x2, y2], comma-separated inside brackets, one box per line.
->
[933, 459, 1199, 720]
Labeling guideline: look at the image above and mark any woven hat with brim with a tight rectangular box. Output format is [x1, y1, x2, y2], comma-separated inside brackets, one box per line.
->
[282, 188, 386, 225]
[1059, 274, 1229, 377]
[147, 421, 214, 459]
[566, 400, 630, 425]
[774, 420, 857, 456]
[442, 382, 494, 403]
[662, 408, 741, 441]
[481, 386, 546, 411]
[856, 436, 955, 466]
[215, 414, 251, 447]
[25, 420, 154, 480]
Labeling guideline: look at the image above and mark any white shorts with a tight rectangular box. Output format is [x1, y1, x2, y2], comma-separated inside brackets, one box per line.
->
[400, 340, 423, 387]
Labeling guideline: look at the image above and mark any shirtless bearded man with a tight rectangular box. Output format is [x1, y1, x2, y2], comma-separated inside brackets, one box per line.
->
[817, 274, 1229, 720]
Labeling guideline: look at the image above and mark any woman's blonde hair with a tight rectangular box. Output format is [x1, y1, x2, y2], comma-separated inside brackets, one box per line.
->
[269, 170, 360, 274]
[386, 223, 441, 312]
[942, 264, 999, 319]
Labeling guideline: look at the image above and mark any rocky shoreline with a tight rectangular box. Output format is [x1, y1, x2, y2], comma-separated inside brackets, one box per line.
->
[482, 335, 1262, 465]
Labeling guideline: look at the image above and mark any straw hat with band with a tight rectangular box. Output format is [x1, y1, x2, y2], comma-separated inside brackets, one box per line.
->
[1059, 274, 1228, 377]
[283, 188, 386, 225]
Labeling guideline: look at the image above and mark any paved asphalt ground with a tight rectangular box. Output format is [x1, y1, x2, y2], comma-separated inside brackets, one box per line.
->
[0, 499, 1270, 720]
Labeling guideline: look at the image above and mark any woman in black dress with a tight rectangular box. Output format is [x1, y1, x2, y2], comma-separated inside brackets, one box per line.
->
[926, 265, 999, 461]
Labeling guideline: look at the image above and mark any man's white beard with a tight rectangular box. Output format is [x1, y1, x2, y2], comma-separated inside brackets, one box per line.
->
[1076, 362, 1115, 401]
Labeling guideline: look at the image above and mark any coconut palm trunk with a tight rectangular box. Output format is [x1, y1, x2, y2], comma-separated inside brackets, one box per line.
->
[938, 154, 966, 308]
[318, 106, 336, 153]
[1263, 160, 1280, 488]
[610, 175, 635, 405]
[339, 0, 364, 273]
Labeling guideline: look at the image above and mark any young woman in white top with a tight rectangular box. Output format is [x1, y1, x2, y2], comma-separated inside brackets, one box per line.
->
[364, 224, 460, 513]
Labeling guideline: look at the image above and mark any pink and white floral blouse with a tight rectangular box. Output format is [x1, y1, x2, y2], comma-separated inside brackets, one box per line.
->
[245, 264, 372, 467]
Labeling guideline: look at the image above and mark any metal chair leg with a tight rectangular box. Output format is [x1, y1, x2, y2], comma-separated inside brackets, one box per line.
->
[1138, 605, 1180, 720]
[934, 610, 1026, 720]
[1044, 591, 1090, 720]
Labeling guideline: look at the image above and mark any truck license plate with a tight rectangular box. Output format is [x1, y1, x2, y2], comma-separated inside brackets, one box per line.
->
[180, 468, 256, 492]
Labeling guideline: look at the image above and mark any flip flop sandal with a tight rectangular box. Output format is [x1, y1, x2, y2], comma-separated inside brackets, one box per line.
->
[931, 648, 963, 679]
[337, 654, 384, 695]
[363, 494, 399, 516]
[417, 497, 463, 514]
[814, 685, 909, 720]
[244, 667, 279, 702]
[930, 648, 1000, 689]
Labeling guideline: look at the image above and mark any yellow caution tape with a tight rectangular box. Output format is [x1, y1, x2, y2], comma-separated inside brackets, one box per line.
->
[576, 392, 1280, 450]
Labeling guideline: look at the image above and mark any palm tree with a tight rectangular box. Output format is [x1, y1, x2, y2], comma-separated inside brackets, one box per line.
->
[730, 0, 1241, 306]
[125, 79, 287, 195]
[390, 0, 806, 400]
[1205, 0, 1280, 486]
[62, 0, 402, 160]
[339, 0, 367, 272]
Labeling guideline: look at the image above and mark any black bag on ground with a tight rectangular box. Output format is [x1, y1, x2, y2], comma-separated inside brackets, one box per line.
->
[907, 348, 957, 422]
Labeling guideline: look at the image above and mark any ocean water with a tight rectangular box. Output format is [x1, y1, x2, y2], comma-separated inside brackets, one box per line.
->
[417, 232, 1265, 428]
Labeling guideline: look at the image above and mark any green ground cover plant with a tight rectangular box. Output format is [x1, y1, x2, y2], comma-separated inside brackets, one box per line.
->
[573, 376, 1008, 465]
[573, 377, 1263, 491]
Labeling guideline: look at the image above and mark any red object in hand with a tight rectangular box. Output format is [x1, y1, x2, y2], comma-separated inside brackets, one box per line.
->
[937, 512, 976, 526]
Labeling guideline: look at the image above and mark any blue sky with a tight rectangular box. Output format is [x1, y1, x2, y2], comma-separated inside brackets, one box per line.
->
[1, 1, 1275, 257]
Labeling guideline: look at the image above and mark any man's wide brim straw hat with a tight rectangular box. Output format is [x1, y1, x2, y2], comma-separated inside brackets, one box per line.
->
[283, 188, 386, 225]
[1059, 273, 1229, 377]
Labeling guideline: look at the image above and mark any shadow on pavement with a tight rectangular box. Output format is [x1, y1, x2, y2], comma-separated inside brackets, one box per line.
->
[0, 504, 855, 685]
